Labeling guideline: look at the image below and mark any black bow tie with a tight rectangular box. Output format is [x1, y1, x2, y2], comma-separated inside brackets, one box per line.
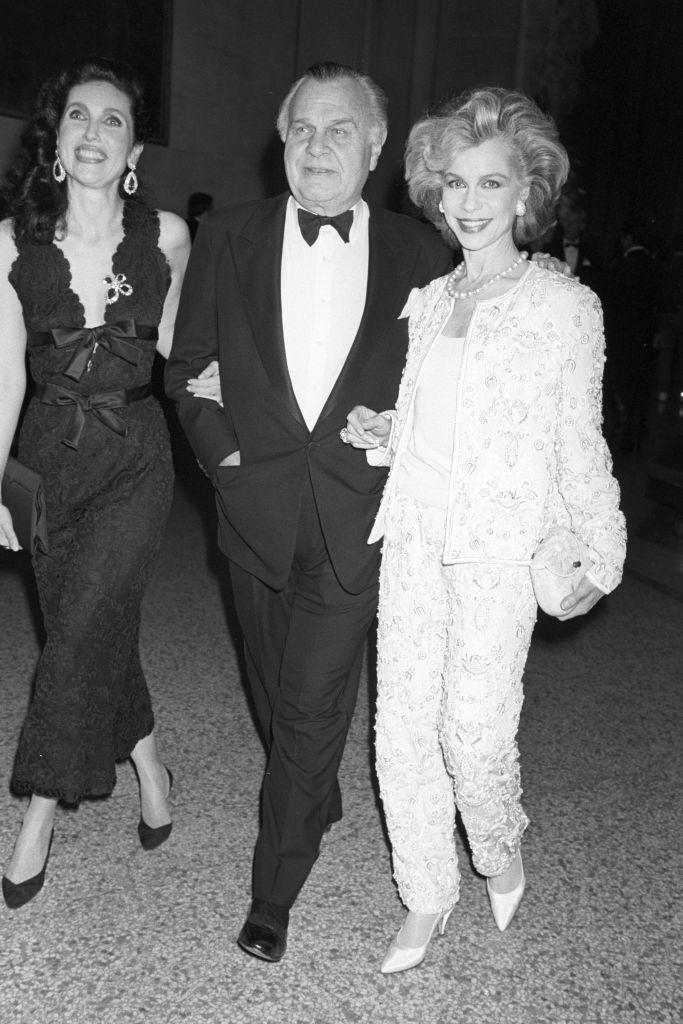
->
[564, 239, 580, 247]
[297, 208, 353, 245]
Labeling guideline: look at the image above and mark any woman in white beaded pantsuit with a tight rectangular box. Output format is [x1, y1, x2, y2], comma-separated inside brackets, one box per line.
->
[343, 87, 626, 974]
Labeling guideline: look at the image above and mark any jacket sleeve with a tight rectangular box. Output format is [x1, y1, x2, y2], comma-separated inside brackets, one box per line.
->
[556, 288, 627, 592]
[164, 219, 238, 474]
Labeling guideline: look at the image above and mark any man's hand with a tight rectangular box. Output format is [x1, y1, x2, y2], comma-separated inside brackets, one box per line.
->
[343, 406, 392, 449]
[557, 575, 604, 620]
[531, 252, 572, 277]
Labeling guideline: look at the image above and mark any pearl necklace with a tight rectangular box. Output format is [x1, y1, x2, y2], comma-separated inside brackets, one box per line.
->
[446, 251, 528, 299]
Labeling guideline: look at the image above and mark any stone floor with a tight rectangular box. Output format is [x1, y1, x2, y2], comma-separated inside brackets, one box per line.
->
[0, 401, 681, 1024]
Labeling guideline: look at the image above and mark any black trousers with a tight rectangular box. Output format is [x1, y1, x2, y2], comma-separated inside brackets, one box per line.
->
[228, 476, 379, 908]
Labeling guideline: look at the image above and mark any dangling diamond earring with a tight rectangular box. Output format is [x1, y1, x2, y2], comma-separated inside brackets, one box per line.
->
[516, 199, 526, 217]
[52, 152, 66, 183]
[123, 164, 138, 195]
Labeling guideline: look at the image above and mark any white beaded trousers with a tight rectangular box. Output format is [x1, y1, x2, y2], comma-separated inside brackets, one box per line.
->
[375, 491, 537, 914]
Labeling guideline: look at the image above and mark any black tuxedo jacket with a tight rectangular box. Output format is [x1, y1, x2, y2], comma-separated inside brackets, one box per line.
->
[545, 225, 604, 296]
[165, 193, 451, 593]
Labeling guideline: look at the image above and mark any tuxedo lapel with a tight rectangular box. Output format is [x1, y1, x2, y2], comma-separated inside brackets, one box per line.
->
[316, 205, 414, 426]
[231, 194, 307, 430]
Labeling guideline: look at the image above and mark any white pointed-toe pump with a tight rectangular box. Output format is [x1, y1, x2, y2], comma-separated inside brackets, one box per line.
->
[380, 907, 455, 975]
[486, 852, 525, 932]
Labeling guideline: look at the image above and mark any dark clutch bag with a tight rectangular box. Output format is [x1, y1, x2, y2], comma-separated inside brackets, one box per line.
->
[1, 455, 49, 554]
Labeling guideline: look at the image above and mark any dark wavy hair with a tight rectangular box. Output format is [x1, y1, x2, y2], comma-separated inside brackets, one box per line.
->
[4, 56, 148, 244]
[405, 87, 570, 247]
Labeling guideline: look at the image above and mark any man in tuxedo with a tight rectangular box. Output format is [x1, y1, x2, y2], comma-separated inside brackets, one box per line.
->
[544, 197, 604, 297]
[165, 62, 451, 962]
[185, 191, 214, 243]
[605, 221, 658, 451]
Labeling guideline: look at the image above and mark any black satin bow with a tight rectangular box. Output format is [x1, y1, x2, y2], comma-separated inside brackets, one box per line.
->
[52, 320, 142, 381]
[297, 208, 354, 246]
[34, 382, 150, 449]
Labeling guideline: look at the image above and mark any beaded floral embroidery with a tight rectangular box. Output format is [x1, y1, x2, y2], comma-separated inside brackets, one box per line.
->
[369, 264, 626, 592]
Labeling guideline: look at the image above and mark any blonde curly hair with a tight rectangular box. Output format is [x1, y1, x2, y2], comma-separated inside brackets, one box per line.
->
[405, 87, 570, 246]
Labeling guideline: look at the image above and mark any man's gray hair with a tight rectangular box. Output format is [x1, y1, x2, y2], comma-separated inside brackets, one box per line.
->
[276, 61, 388, 145]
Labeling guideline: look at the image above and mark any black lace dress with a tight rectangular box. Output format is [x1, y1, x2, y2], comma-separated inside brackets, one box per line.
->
[8, 201, 174, 804]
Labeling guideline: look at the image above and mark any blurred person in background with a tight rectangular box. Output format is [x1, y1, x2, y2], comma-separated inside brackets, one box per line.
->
[185, 190, 214, 243]
[605, 218, 658, 452]
[654, 235, 683, 406]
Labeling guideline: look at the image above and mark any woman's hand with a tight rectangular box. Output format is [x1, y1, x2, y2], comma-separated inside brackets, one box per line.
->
[186, 360, 223, 406]
[557, 575, 604, 620]
[0, 503, 20, 551]
[343, 406, 392, 449]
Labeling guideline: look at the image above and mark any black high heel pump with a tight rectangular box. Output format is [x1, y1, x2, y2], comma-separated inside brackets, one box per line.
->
[2, 829, 54, 909]
[137, 768, 174, 851]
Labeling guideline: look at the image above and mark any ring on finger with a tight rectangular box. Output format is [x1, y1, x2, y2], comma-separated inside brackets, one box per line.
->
[340, 428, 350, 443]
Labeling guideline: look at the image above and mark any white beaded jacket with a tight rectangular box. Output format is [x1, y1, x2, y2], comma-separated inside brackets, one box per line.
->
[367, 262, 626, 594]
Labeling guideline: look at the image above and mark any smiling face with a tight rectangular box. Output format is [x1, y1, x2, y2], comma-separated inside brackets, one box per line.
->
[283, 76, 383, 216]
[441, 137, 528, 255]
[56, 80, 142, 192]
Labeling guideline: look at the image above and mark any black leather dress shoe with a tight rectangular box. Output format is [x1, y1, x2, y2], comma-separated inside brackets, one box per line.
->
[237, 901, 289, 962]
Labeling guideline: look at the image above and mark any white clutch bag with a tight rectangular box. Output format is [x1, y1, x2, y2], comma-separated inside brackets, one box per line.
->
[530, 526, 593, 617]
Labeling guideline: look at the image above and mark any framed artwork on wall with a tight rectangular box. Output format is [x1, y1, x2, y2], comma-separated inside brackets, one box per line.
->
[0, 0, 172, 145]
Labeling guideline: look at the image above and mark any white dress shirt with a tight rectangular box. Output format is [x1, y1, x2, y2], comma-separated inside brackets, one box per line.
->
[563, 237, 580, 275]
[281, 196, 369, 430]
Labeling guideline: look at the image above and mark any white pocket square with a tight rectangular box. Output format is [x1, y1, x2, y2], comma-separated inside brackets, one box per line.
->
[398, 287, 421, 319]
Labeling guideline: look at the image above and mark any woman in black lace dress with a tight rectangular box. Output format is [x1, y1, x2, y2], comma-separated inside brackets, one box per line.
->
[0, 58, 218, 908]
